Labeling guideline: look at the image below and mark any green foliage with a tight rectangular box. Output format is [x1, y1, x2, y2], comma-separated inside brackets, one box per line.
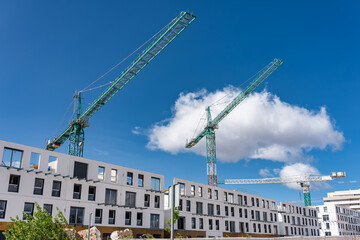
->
[165, 207, 179, 233]
[2, 202, 74, 240]
[139, 233, 155, 239]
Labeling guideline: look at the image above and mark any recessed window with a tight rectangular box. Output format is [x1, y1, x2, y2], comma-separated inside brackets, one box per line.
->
[111, 169, 117, 183]
[151, 214, 160, 229]
[51, 181, 61, 197]
[192, 217, 196, 229]
[33, 178, 44, 195]
[208, 189, 212, 199]
[125, 192, 136, 207]
[95, 209, 102, 224]
[190, 185, 195, 196]
[30, 152, 40, 169]
[88, 186, 96, 201]
[179, 183, 185, 196]
[2, 148, 23, 168]
[48, 156, 58, 173]
[137, 212, 143, 226]
[23, 202, 34, 219]
[208, 204, 214, 216]
[186, 200, 191, 212]
[73, 161, 88, 179]
[216, 219, 219, 230]
[8, 174, 20, 192]
[69, 207, 84, 225]
[144, 194, 150, 207]
[198, 186, 202, 197]
[196, 202, 203, 214]
[199, 218, 203, 229]
[138, 174, 144, 187]
[105, 189, 117, 205]
[98, 166, 105, 181]
[127, 172, 133, 185]
[214, 190, 218, 200]
[151, 177, 160, 191]
[73, 184, 82, 199]
[108, 210, 115, 224]
[155, 195, 160, 208]
[44, 204, 53, 215]
[209, 219, 213, 230]
[0, 200, 7, 219]
[125, 211, 131, 225]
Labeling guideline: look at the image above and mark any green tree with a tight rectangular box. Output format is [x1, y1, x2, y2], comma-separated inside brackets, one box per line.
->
[165, 207, 179, 233]
[3, 202, 75, 240]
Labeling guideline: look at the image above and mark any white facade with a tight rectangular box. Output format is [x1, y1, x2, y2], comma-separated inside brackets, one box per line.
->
[276, 202, 319, 237]
[165, 178, 282, 237]
[324, 189, 360, 211]
[315, 203, 360, 236]
[0, 140, 165, 238]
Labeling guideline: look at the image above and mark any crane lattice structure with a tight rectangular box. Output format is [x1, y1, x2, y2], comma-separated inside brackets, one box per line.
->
[218, 172, 346, 206]
[46, 11, 196, 157]
[185, 59, 283, 186]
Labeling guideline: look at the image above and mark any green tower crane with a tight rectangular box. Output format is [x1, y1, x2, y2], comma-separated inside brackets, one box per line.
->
[46, 11, 196, 157]
[185, 59, 283, 186]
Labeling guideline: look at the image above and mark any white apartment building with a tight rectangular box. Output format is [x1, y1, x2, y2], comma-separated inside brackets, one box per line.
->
[165, 178, 282, 238]
[273, 201, 319, 237]
[324, 189, 360, 211]
[315, 203, 360, 236]
[0, 140, 165, 239]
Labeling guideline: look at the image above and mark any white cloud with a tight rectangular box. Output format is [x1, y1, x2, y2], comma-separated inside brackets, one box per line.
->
[146, 87, 345, 163]
[279, 163, 331, 190]
[259, 168, 274, 177]
[132, 126, 142, 135]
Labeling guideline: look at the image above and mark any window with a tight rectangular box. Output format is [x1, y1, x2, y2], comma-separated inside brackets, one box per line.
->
[151, 214, 160, 229]
[125, 211, 131, 225]
[256, 198, 259, 207]
[209, 219, 213, 230]
[192, 217, 196, 229]
[186, 200, 191, 211]
[178, 199, 183, 211]
[151, 177, 160, 191]
[125, 192, 136, 207]
[191, 185, 195, 196]
[239, 208, 243, 218]
[0, 200, 7, 219]
[244, 196, 247, 205]
[178, 216, 185, 229]
[230, 221, 235, 233]
[214, 190, 218, 200]
[240, 222, 244, 233]
[231, 207, 234, 217]
[251, 197, 255, 206]
[111, 169, 118, 183]
[224, 192, 228, 202]
[323, 215, 329, 221]
[225, 206, 229, 216]
[95, 209, 102, 224]
[52, 181, 61, 197]
[225, 221, 229, 231]
[228, 193, 234, 203]
[73, 184, 82, 199]
[138, 174, 144, 187]
[208, 204, 214, 216]
[179, 183, 185, 196]
[137, 213, 143, 226]
[216, 219, 219, 230]
[105, 189, 117, 205]
[98, 166, 105, 180]
[255, 211, 260, 221]
[23, 202, 34, 219]
[244, 209, 248, 218]
[144, 194, 150, 207]
[199, 218, 203, 229]
[208, 189, 212, 199]
[8, 174, 20, 192]
[154, 195, 160, 208]
[2, 148, 23, 168]
[44, 204, 52, 215]
[30, 152, 40, 169]
[324, 206, 328, 213]
[238, 195, 243, 205]
[196, 202, 203, 214]
[108, 210, 115, 224]
[73, 161, 88, 179]
[48, 156, 58, 173]
[126, 172, 133, 185]
[216, 205, 221, 215]
[198, 186, 202, 197]
[33, 178, 44, 195]
[88, 186, 96, 201]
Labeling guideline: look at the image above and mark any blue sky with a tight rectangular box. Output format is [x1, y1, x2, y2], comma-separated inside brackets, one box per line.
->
[1, 0, 359, 204]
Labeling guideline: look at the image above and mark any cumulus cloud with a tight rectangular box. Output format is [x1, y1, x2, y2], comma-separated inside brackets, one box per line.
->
[146, 87, 345, 163]
[279, 163, 331, 190]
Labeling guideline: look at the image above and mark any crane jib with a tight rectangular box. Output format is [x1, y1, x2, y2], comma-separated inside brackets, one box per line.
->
[46, 11, 196, 152]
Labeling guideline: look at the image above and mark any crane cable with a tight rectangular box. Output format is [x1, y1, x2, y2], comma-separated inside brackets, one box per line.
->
[53, 99, 75, 140]
[80, 18, 175, 93]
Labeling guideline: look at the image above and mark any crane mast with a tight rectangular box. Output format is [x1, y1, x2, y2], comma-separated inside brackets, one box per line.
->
[186, 59, 283, 186]
[218, 172, 346, 206]
[46, 11, 196, 157]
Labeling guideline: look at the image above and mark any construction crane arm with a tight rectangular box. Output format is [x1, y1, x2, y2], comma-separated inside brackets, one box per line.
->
[218, 172, 346, 185]
[185, 59, 283, 148]
[46, 11, 196, 152]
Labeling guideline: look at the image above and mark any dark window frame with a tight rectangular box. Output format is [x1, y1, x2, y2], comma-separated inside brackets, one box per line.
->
[8, 174, 20, 193]
[0, 200, 7, 219]
[51, 181, 61, 197]
[33, 178, 44, 195]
